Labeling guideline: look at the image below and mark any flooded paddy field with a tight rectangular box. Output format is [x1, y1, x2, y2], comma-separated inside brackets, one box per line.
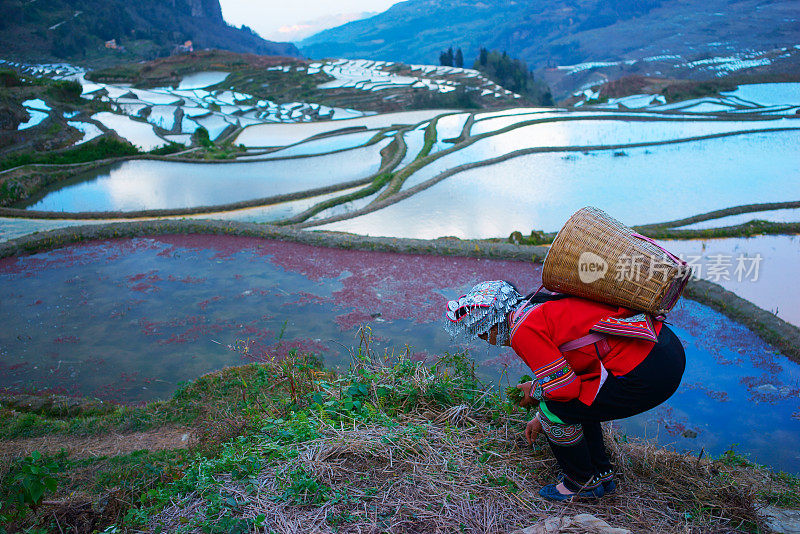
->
[322, 130, 800, 236]
[16, 114, 800, 218]
[662, 235, 800, 326]
[0, 235, 798, 472]
[20, 140, 390, 212]
[247, 130, 383, 158]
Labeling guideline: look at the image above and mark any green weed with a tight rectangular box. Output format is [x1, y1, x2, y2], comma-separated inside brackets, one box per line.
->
[1, 451, 64, 512]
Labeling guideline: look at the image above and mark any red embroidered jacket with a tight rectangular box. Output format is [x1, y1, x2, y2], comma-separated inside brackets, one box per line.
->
[509, 296, 662, 406]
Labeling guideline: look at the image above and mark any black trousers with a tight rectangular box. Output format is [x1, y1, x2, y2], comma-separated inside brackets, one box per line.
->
[542, 325, 686, 491]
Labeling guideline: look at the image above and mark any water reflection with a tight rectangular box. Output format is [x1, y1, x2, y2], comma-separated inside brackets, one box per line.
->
[662, 236, 800, 326]
[23, 141, 389, 212]
[176, 71, 230, 90]
[321, 130, 800, 237]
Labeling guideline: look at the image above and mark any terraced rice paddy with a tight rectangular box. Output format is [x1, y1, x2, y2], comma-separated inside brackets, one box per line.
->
[66, 121, 104, 145]
[662, 235, 800, 326]
[18, 99, 51, 130]
[234, 109, 450, 147]
[333, 130, 800, 231]
[677, 208, 800, 229]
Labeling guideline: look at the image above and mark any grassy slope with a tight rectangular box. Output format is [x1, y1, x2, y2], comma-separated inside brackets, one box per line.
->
[1, 340, 797, 533]
[86, 50, 310, 89]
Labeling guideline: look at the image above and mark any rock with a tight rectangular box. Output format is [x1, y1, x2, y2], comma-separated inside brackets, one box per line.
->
[571, 514, 631, 534]
[510, 519, 558, 534]
[511, 514, 631, 534]
[543, 517, 561, 533]
[757, 384, 779, 394]
[757, 505, 800, 534]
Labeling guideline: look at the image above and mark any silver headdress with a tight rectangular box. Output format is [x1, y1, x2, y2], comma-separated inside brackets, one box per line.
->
[443, 280, 524, 345]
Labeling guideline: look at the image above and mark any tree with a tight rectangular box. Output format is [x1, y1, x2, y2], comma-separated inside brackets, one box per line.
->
[454, 48, 463, 68]
[439, 47, 454, 66]
[49, 80, 82, 102]
[471, 48, 555, 106]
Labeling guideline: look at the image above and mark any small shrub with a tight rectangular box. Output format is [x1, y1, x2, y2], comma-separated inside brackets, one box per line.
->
[276, 465, 330, 505]
[0, 180, 24, 204]
[1, 450, 63, 513]
[0, 68, 22, 87]
[149, 142, 184, 155]
[194, 126, 213, 148]
[48, 80, 82, 102]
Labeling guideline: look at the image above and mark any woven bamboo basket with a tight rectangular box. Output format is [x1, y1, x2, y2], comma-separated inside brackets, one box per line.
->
[541, 207, 690, 316]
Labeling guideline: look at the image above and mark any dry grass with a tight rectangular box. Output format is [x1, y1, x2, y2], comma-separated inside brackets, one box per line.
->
[150, 403, 780, 534]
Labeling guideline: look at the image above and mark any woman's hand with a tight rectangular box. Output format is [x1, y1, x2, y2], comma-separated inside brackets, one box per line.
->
[525, 414, 542, 445]
[516, 381, 534, 407]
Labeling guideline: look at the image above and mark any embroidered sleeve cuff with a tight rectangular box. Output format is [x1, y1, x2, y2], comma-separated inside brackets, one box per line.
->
[530, 380, 545, 401]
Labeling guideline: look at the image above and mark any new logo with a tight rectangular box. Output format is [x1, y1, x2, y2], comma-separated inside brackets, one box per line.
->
[577, 252, 608, 284]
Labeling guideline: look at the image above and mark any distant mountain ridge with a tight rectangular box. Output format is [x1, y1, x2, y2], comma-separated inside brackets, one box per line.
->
[0, 0, 299, 64]
[301, 0, 800, 94]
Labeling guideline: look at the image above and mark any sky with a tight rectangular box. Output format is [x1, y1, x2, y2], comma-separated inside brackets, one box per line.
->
[218, 0, 404, 43]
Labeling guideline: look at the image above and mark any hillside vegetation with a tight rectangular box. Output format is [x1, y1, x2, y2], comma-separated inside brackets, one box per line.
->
[472, 49, 553, 106]
[0, 0, 298, 65]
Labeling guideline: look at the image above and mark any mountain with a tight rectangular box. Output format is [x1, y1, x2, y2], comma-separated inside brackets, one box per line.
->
[0, 0, 299, 64]
[301, 0, 800, 95]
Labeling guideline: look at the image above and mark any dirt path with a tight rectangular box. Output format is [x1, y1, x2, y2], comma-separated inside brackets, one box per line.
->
[0, 426, 193, 461]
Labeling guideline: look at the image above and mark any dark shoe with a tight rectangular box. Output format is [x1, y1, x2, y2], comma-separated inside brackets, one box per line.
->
[556, 473, 616, 494]
[597, 470, 616, 495]
[539, 483, 605, 502]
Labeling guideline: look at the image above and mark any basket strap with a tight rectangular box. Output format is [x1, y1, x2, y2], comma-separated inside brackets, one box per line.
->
[559, 333, 607, 353]
[631, 232, 686, 265]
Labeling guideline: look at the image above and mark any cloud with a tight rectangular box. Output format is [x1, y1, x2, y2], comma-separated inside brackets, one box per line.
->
[266, 12, 377, 41]
[277, 24, 313, 35]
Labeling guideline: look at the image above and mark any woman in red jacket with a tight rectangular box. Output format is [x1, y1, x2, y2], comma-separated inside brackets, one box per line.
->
[445, 280, 685, 501]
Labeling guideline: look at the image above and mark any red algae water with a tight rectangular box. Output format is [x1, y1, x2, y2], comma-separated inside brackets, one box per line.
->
[0, 235, 798, 472]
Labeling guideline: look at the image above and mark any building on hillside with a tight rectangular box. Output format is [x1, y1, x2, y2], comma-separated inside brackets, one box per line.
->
[174, 41, 194, 54]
